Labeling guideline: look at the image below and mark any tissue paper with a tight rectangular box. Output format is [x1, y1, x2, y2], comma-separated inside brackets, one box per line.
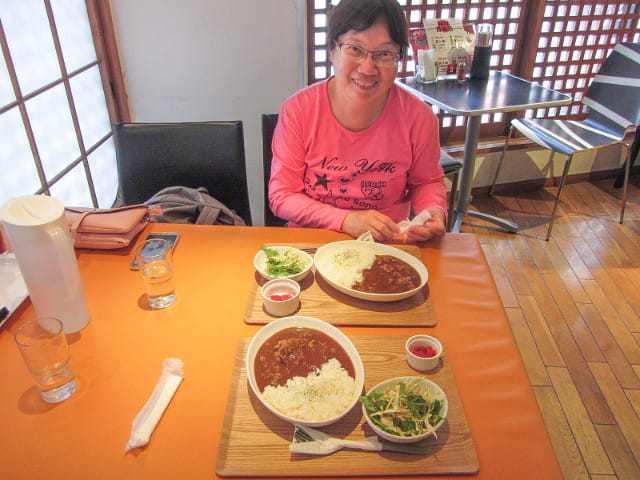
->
[125, 358, 184, 452]
[0, 253, 28, 328]
[397, 209, 432, 234]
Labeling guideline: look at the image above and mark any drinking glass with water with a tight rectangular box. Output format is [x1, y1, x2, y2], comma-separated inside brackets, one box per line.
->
[134, 238, 176, 309]
[14, 317, 76, 403]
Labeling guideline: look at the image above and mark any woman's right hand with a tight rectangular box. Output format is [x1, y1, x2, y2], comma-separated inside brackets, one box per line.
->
[341, 210, 401, 242]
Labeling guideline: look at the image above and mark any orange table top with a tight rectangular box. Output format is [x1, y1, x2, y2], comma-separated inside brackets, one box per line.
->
[0, 224, 561, 479]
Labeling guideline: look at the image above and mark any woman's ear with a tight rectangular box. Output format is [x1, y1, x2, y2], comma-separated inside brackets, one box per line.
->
[328, 46, 336, 64]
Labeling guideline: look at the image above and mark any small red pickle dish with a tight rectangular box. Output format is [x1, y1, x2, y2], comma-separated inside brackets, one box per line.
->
[410, 345, 437, 358]
[269, 293, 293, 301]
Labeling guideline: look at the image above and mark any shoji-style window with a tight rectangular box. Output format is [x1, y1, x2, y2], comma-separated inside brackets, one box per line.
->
[307, 0, 640, 142]
[0, 0, 122, 209]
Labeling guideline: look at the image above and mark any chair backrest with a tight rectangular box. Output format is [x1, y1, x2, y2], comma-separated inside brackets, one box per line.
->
[583, 42, 640, 136]
[113, 121, 252, 225]
[261, 114, 287, 227]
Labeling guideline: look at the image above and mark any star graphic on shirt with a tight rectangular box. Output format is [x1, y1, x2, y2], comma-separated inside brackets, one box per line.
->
[314, 173, 330, 190]
[318, 189, 338, 207]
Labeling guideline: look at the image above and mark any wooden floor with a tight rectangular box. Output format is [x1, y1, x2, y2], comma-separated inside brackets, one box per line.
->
[457, 175, 640, 480]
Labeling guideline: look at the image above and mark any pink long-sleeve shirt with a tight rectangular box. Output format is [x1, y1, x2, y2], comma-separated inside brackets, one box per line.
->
[269, 77, 446, 231]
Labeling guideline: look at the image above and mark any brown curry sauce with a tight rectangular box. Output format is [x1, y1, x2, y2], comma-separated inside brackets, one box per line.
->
[254, 327, 354, 392]
[352, 255, 421, 294]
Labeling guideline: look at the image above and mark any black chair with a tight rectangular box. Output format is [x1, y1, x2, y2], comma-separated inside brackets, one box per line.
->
[261, 114, 287, 227]
[113, 121, 252, 225]
[490, 42, 640, 240]
[439, 149, 462, 232]
[261, 113, 462, 231]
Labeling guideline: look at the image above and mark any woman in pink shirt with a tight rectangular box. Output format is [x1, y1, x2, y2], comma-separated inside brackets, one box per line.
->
[269, 0, 447, 242]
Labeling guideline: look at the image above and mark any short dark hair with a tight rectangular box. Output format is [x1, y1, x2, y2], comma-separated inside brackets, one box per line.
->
[327, 0, 408, 58]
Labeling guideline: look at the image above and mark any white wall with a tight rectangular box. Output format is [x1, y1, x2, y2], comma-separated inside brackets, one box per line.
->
[109, 0, 305, 225]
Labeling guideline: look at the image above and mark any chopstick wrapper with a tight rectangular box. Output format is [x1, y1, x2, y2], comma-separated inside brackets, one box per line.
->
[125, 358, 184, 452]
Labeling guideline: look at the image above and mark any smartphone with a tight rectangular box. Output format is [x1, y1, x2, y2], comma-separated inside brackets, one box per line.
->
[130, 232, 180, 270]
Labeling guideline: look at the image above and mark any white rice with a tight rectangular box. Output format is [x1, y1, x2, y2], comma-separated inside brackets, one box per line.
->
[261, 358, 356, 422]
[318, 247, 376, 288]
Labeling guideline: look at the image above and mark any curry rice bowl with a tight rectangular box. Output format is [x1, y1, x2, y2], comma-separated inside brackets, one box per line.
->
[246, 316, 365, 427]
[262, 358, 356, 422]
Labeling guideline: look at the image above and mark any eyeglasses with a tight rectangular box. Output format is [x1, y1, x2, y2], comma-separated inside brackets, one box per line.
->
[338, 43, 401, 68]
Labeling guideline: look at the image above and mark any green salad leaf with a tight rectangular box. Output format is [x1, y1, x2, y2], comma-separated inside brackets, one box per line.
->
[360, 378, 444, 438]
[261, 246, 308, 276]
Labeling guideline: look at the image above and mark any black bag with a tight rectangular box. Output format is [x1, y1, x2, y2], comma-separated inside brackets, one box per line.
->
[145, 186, 246, 226]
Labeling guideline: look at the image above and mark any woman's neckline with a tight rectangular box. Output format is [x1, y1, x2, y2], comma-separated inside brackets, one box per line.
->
[326, 77, 392, 132]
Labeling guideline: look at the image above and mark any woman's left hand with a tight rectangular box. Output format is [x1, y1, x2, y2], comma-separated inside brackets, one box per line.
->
[342, 210, 401, 242]
[404, 208, 446, 242]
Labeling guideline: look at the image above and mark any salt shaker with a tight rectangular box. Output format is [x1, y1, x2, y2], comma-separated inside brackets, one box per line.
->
[457, 60, 467, 83]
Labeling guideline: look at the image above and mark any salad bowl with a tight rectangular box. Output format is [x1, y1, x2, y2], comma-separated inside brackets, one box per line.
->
[361, 376, 447, 443]
[254, 245, 313, 282]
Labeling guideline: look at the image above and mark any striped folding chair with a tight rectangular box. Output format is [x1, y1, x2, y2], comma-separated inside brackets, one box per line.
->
[490, 42, 640, 241]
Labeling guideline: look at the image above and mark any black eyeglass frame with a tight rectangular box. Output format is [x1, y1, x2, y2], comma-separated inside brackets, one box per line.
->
[337, 43, 402, 67]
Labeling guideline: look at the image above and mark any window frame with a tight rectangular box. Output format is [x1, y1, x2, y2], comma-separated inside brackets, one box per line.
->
[0, 0, 129, 208]
[87, 0, 130, 125]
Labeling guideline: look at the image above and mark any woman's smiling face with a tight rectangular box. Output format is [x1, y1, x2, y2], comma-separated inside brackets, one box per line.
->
[329, 17, 400, 106]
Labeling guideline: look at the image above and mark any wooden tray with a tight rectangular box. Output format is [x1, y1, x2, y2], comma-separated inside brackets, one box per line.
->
[216, 335, 478, 477]
[244, 244, 436, 327]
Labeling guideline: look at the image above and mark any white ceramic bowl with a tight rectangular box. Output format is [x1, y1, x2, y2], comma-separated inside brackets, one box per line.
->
[314, 240, 428, 302]
[406, 335, 443, 371]
[362, 376, 448, 443]
[246, 316, 365, 427]
[261, 278, 301, 317]
[254, 246, 313, 282]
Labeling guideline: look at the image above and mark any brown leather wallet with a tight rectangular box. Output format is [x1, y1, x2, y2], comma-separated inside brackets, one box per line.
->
[65, 204, 150, 249]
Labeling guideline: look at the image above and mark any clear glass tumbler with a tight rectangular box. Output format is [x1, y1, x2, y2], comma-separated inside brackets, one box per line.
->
[134, 238, 176, 309]
[14, 317, 76, 403]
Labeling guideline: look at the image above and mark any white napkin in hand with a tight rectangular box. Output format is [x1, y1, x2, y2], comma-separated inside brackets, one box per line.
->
[397, 209, 432, 234]
[125, 358, 184, 452]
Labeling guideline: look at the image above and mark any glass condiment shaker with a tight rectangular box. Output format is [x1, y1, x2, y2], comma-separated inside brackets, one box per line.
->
[457, 60, 467, 83]
[448, 41, 470, 77]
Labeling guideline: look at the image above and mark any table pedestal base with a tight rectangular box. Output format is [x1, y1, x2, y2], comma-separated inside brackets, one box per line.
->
[465, 209, 519, 232]
[450, 116, 520, 234]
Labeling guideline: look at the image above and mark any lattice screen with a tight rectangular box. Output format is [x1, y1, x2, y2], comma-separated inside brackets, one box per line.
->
[307, 0, 640, 140]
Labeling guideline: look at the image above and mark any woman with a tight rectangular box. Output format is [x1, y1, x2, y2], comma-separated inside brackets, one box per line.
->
[269, 0, 447, 242]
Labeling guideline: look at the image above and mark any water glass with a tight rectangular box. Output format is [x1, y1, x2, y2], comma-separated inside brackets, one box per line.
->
[415, 48, 437, 83]
[14, 317, 76, 403]
[134, 238, 176, 309]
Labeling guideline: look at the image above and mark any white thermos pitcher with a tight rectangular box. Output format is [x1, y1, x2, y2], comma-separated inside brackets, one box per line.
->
[0, 195, 90, 333]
